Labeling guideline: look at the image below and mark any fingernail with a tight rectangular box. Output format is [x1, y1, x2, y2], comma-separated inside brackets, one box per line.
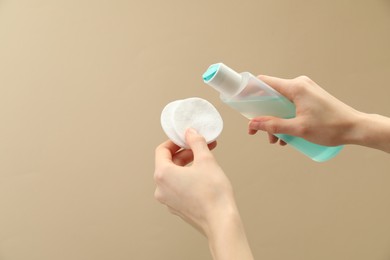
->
[186, 128, 198, 135]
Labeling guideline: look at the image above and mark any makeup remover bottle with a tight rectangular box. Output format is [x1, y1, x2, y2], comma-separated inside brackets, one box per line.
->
[202, 63, 343, 162]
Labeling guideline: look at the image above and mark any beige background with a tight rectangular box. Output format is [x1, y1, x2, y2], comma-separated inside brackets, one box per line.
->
[1, 0, 390, 259]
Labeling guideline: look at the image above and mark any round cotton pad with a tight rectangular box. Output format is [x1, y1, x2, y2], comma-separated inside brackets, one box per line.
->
[160, 97, 223, 149]
[160, 100, 187, 148]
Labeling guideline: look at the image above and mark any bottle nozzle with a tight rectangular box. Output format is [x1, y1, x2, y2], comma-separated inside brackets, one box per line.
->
[202, 64, 220, 81]
[202, 63, 242, 97]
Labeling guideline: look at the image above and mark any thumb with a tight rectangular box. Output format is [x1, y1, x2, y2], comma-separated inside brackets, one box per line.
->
[249, 116, 300, 136]
[258, 75, 294, 101]
[185, 128, 213, 160]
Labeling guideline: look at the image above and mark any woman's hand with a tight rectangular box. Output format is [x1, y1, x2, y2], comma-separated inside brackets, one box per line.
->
[154, 129, 254, 260]
[154, 128, 235, 237]
[248, 75, 364, 147]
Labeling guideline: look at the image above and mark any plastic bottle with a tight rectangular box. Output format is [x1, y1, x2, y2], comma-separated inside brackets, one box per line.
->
[202, 62, 343, 162]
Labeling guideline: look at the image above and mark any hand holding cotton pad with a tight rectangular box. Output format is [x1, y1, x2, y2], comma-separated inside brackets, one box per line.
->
[160, 97, 223, 148]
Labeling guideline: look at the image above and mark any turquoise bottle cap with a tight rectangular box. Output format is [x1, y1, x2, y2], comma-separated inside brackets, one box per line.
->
[202, 64, 220, 81]
[202, 63, 242, 97]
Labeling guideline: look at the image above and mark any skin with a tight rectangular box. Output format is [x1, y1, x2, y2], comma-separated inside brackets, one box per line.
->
[154, 129, 254, 260]
[248, 75, 390, 153]
[154, 75, 390, 260]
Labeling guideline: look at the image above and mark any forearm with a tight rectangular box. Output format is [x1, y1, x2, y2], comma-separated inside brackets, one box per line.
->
[348, 112, 390, 153]
[206, 207, 254, 260]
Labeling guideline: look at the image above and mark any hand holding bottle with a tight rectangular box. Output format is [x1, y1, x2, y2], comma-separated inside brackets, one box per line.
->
[248, 75, 390, 153]
[203, 63, 343, 162]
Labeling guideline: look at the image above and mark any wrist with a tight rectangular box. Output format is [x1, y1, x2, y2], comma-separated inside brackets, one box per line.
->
[341, 110, 368, 145]
[205, 205, 254, 260]
[346, 112, 390, 153]
[205, 203, 242, 239]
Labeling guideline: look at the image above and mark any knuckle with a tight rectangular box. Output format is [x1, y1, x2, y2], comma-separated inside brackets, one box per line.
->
[295, 123, 311, 137]
[292, 75, 313, 94]
[296, 75, 313, 84]
[153, 167, 167, 183]
[297, 75, 310, 81]
[154, 189, 164, 203]
[266, 122, 279, 134]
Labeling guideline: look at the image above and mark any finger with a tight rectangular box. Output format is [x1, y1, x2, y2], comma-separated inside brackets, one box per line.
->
[155, 140, 182, 167]
[279, 139, 287, 146]
[172, 149, 193, 166]
[185, 128, 214, 162]
[268, 133, 279, 144]
[248, 121, 258, 135]
[257, 75, 294, 101]
[172, 141, 217, 166]
[249, 116, 299, 136]
[248, 128, 257, 135]
[207, 140, 218, 151]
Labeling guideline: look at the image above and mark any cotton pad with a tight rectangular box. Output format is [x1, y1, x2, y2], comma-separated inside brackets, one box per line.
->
[160, 100, 187, 148]
[160, 97, 223, 149]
